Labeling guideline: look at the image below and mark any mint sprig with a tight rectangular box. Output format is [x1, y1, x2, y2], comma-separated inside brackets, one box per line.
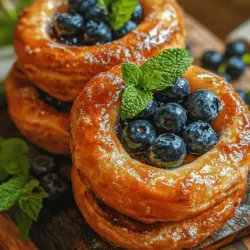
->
[121, 48, 193, 120]
[0, 138, 48, 240]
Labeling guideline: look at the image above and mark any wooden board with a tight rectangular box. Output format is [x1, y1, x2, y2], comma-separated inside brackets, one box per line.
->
[0, 14, 249, 250]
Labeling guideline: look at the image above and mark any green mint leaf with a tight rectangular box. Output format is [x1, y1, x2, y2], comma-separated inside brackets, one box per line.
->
[121, 63, 142, 87]
[109, 0, 139, 30]
[242, 53, 250, 65]
[121, 85, 153, 120]
[96, 0, 107, 9]
[19, 179, 48, 222]
[0, 176, 25, 211]
[0, 138, 30, 177]
[140, 48, 193, 91]
[16, 208, 33, 240]
[0, 168, 9, 182]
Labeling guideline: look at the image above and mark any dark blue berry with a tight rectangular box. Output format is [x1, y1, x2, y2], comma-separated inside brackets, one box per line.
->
[85, 20, 112, 44]
[122, 120, 157, 152]
[41, 173, 69, 201]
[201, 50, 224, 71]
[154, 77, 190, 103]
[185, 90, 222, 123]
[135, 100, 159, 120]
[225, 41, 246, 59]
[226, 56, 246, 80]
[53, 13, 84, 36]
[58, 35, 84, 46]
[131, 3, 143, 24]
[148, 134, 186, 169]
[0, 85, 6, 108]
[113, 21, 137, 40]
[183, 122, 218, 155]
[84, 5, 108, 21]
[70, 0, 96, 14]
[154, 103, 187, 134]
[219, 72, 232, 83]
[31, 155, 57, 178]
[235, 89, 250, 106]
[56, 101, 72, 113]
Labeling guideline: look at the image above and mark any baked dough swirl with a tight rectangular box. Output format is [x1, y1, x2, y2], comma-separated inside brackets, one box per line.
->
[14, 0, 185, 102]
[70, 64, 249, 248]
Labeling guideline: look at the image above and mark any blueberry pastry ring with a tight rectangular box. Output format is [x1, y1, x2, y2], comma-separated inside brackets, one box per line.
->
[70, 65, 250, 223]
[14, 0, 185, 102]
[6, 66, 70, 155]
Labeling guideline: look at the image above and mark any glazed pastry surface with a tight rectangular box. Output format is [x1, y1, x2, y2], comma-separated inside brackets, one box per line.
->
[6, 66, 70, 155]
[70, 65, 250, 223]
[14, 0, 185, 101]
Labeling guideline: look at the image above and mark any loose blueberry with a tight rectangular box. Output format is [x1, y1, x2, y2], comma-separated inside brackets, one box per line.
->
[225, 56, 246, 80]
[235, 89, 250, 105]
[154, 77, 190, 103]
[70, 0, 96, 14]
[31, 155, 57, 178]
[154, 103, 187, 134]
[84, 5, 108, 21]
[148, 134, 186, 169]
[135, 100, 159, 120]
[53, 13, 84, 36]
[58, 35, 84, 46]
[113, 21, 137, 40]
[131, 3, 143, 24]
[122, 120, 157, 152]
[85, 20, 112, 44]
[183, 121, 218, 155]
[185, 90, 222, 123]
[219, 72, 232, 83]
[225, 41, 246, 59]
[41, 173, 69, 201]
[0, 85, 7, 108]
[201, 50, 224, 71]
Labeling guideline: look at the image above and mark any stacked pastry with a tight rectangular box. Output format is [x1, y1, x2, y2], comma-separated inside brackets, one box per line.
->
[6, 0, 185, 155]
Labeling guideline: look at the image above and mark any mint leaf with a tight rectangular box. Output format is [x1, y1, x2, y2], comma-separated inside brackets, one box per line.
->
[121, 63, 142, 87]
[96, 0, 107, 9]
[121, 85, 153, 120]
[18, 180, 48, 222]
[140, 49, 193, 91]
[16, 208, 33, 240]
[242, 53, 250, 65]
[0, 168, 9, 182]
[0, 176, 25, 211]
[0, 138, 30, 177]
[109, 0, 138, 30]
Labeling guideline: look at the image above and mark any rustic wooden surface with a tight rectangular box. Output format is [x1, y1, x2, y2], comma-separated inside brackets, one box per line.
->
[0, 14, 250, 250]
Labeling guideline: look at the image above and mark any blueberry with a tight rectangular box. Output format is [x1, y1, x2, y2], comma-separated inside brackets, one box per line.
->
[58, 35, 84, 46]
[122, 120, 157, 152]
[84, 5, 108, 21]
[135, 100, 159, 120]
[219, 72, 232, 83]
[185, 90, 222, 123]
[148, 134, 186, 169]
[201, 50, 224, 71]
[113, 21, 137, 40]
[41, 173, 69, 201]
[154, 77, 190, 103]
[85, 20, 112, 44]
[131, 3, 143, 24]
[225, 41, 246, 59]
[226, 56, 246, 80]
[53, 13, 84, 36]
[70, 0, 96, 14]
[56, 101, 73, 113]
[183, 122, 218, 155]
[235, 89, 250, 105]
[154, 103, 187, 134]
[0, 85, 7, 108]
[31, 155, 57, 178]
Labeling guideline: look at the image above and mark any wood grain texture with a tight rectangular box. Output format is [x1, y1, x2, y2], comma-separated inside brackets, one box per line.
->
[0, 14, 249, 250]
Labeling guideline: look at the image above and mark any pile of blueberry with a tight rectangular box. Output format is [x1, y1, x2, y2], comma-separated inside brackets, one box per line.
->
[38, 88, 72, 113]
[51, 0, 143, 46]
[31, 154, 69, 201]
[120, 77, 222, 169]
[201, 41, 247, 82]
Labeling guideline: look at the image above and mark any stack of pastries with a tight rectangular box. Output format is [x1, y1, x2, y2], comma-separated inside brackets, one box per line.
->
[7, 0, 250, 249]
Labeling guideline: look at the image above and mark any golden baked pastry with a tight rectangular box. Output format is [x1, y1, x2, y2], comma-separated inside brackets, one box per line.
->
[14, 0, 185, 102]
[6, 66, 70, 155]
[70, 64, 249, 248]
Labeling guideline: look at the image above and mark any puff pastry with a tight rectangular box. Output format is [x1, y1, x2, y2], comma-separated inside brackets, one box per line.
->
[70, 64, 250, 233]
[14, 0, 185, 102]
[6, 66, 70, 155]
